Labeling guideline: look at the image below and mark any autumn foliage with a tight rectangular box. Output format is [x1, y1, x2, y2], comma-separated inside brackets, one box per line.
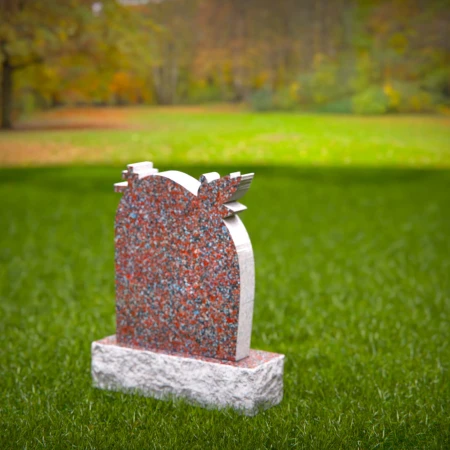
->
[1, 0, 449, 127]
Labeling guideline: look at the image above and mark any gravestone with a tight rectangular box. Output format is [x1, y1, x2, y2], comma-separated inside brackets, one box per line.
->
[91, 162, 284, 415]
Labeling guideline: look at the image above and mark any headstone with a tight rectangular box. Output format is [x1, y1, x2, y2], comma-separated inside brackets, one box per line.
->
[91, 162, 284, 415]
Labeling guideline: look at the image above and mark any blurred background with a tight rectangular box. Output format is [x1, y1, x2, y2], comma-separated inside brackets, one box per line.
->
[1, 0, 450, 129]
[1, 2, 450, 448]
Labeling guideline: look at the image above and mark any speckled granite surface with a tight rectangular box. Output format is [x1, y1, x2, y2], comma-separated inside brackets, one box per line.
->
[114, 163, 255, 361]
[91, 162, 285, 414]
[97, 335, 281, 369]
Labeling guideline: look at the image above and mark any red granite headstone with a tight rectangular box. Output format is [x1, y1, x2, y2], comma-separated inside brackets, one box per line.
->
[113, 162, 255, 362]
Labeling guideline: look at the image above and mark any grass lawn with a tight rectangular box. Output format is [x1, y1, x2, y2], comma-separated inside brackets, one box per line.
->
[1, 107, 449, 448]
[1, 106, 450, 168]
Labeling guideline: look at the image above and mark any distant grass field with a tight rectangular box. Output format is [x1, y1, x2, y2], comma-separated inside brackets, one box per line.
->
[0, 108, 449, 448]
[1, 106, 449, 168]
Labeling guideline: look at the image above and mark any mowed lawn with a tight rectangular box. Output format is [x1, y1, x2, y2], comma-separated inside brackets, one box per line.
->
[1, 106, 450, 168]
[0, 108, 449, 449]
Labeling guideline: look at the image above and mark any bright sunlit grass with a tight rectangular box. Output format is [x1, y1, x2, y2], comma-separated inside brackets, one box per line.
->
[1, 106, 449, 168]
[0, 108, 449, 448]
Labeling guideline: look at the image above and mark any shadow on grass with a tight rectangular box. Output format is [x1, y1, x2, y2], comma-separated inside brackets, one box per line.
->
[1, 164, 449, 195]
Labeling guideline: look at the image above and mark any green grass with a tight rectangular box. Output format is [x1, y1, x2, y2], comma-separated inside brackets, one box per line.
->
[1, 110, 450, 448]
[1, 108, 450, 167]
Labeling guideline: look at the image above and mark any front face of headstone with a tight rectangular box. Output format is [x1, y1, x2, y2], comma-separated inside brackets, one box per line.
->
[114, 163, 254, 361]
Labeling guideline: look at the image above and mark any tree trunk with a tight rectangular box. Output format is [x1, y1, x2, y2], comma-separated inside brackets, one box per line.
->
[1, 58, 13, 129]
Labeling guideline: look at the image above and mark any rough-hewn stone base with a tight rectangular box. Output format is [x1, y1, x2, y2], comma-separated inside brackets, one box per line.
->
[91, 336, 284, 416]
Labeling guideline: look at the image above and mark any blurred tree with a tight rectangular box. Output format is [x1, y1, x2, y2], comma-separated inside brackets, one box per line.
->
[2, 0, 449, 118]
[0, 0, 91, 128]
[0, 0, 148, 128]
[146, 0, 197, 105]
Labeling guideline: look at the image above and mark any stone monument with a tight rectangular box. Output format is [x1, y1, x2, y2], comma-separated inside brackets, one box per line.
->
[91, 161, 284, 415]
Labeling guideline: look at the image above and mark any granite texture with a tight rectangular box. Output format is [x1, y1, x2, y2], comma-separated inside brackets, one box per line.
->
[91, 161, 285, 415]
[114, 162, 255, 361]
[92, 336, 284, 416]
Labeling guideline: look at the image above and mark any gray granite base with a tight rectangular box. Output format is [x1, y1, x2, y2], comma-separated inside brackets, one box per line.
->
[91, 336, 284, 416]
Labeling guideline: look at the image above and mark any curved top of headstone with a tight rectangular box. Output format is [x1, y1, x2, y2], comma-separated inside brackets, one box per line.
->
[114, 162, 255, 362]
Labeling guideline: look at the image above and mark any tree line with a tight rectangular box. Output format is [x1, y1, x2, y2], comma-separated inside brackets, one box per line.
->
[1, 0, 449, 128]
